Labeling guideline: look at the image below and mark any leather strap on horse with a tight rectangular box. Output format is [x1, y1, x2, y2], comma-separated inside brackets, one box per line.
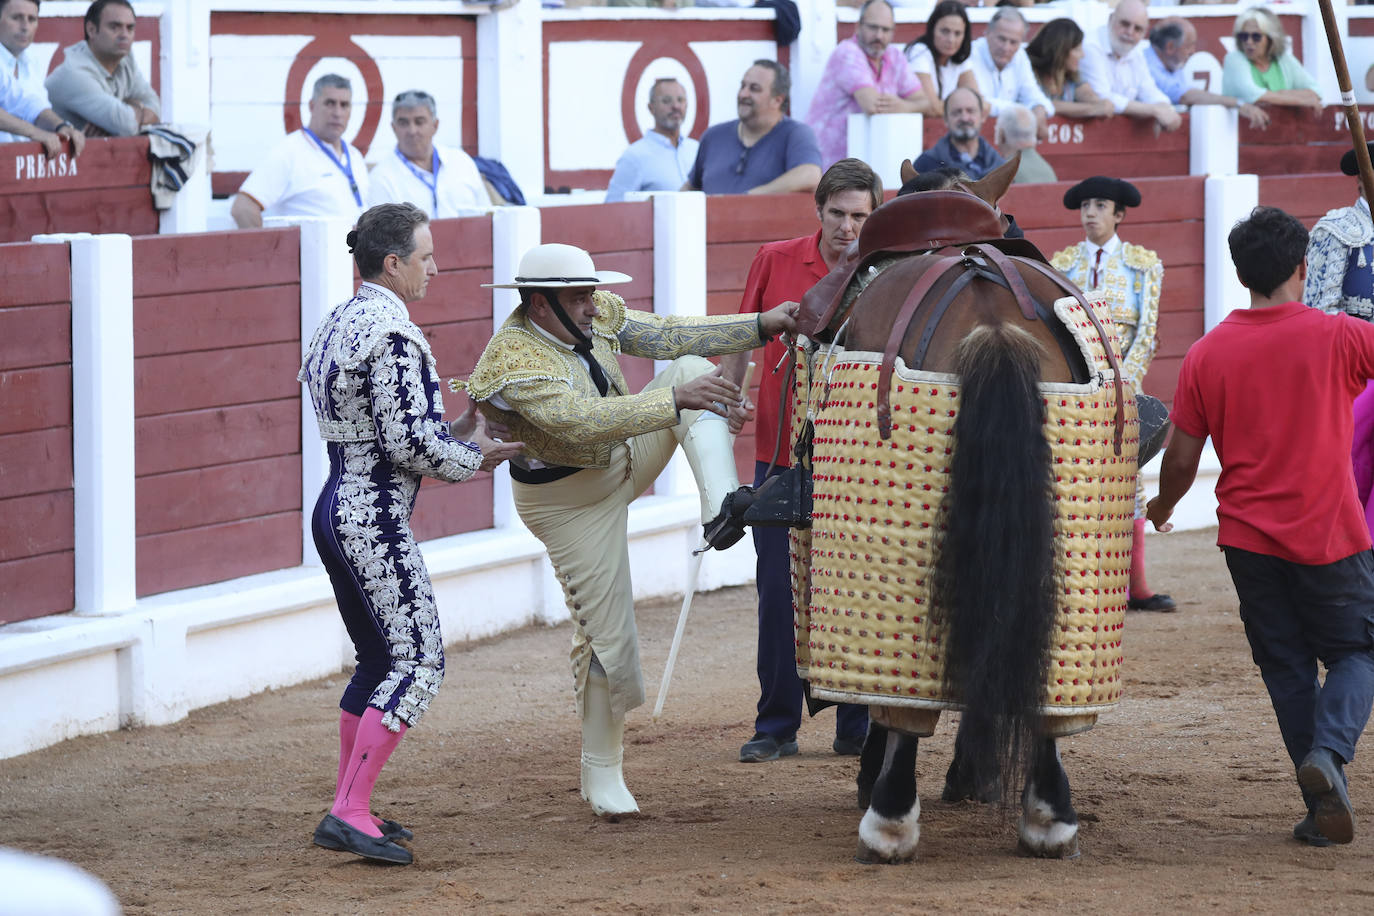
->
[876, 254, 967, 439]
[1015, 258, 1128, 456]
[968, 243, 1039, 321]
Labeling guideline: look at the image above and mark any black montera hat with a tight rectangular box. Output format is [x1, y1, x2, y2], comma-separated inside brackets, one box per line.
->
[1063, 176, 1142, 210]
[1341, 143, 1374, 176]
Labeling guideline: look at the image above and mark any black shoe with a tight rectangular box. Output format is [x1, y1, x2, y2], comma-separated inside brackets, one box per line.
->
[739, 732, 799, 763]
[1293, 813, 1333, 847]
[833, 734, 865, 756]
[703, 486, 756, 551]
[1127, 593, 1177, 612]
[379, 818, 413, 842]
[313, 814, 414, 864]
[1298, 748, 1355, 844]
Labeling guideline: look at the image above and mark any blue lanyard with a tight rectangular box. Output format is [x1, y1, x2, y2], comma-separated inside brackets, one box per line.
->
[303, 128, 362, 206]
[394, 147, 440, 215]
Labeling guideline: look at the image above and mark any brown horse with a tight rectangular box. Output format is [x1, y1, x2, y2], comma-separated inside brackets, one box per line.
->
[790, 155, 1136, 862]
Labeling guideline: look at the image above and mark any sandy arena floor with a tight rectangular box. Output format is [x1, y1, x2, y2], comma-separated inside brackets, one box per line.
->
[4, 527, 1374, 914]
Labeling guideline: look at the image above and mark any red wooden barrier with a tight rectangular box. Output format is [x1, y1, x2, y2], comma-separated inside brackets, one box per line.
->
[1260, 173, 1358, 229]
[408, 215, 497, 541]
[0, 241, 74, 624]
[0, 136, 156, 243]
[132, 228, 303, 596]
[1240, 106, 1359, 176]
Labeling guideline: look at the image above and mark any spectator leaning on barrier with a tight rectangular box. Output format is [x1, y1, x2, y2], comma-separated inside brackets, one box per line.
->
[231, 74, 371, 229]
[0, 0, 45, 142]
[913, 85, 1005, 180]
[684, 59, 821, 195]
[1146, 17, 1270, 130]
[365, 89, 493, 218]
[968, 7, 1053, 141]
[0, 48, 83, 156]
[995, 103, 1054, 184]
[806, 0, 932, 169]
[45, 0, 159, 137]
[903, 0, 977, 104]
[1025, 18, 1114, 120]
[605, 77, 700, 202]
[1221, 5, 1322, 117]
[1079, 0, 1183, 133]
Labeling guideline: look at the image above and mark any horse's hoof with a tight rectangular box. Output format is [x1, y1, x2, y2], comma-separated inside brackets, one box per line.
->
[1016, 832, 1080, 859]
[855, 838, 915, 865]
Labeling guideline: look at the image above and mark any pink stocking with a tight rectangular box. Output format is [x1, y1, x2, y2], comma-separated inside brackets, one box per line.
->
[336, 710, 389, 831]
[331, 707, 407, 837]
[1129, 518, 1153, 598]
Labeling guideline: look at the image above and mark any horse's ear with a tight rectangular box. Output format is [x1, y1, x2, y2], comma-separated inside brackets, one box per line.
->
[899, 159, 917, 186]
[965, 151, 1020, 207]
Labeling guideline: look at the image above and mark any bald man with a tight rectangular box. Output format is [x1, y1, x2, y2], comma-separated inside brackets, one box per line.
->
[1079, 0, 1182, 132]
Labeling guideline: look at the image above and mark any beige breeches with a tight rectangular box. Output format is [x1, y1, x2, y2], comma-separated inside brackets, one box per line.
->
[512, 356, 714, 718]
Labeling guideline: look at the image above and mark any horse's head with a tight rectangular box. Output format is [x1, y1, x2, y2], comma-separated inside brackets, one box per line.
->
[898, 152, 1021, 210]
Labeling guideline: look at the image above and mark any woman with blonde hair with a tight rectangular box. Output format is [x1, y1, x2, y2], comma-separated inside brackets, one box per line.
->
[1025, 18, 1114, 120]
[1221, 5, 1323, 114]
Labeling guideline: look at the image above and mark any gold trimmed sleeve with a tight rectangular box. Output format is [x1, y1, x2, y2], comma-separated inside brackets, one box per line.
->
[502, 376, 680, 447]
[1120, 248, 1162, 386]
[616, 309, 764, 360]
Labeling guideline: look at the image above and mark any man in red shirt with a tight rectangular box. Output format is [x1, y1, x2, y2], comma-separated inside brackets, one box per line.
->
[721, 159, 880, 762]
[1148, 206, 1374, 847]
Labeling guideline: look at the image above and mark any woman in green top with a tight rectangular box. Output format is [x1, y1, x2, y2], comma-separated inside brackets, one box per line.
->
[1220, 5, 1323, 115]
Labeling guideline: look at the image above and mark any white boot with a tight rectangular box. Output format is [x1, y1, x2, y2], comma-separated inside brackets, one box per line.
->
[679, 409, 741, 523]
[580, 669, 639, 817]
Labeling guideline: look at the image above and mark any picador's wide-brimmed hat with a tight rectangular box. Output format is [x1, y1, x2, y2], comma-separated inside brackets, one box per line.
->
[483, 243, 632, 289]
[1063, 176, 1142, 210]
[1340, 143, 1374, 176]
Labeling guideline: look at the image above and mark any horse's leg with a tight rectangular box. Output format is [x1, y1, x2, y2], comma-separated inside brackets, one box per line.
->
[941, 716, 1002, 803]
[1017, 737, 1080, 858]
[856, 730, 921, 864]
[856, 722, 886, 810]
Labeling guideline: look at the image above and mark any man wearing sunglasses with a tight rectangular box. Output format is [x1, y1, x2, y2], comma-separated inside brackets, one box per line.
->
[684, 59, 821, 195]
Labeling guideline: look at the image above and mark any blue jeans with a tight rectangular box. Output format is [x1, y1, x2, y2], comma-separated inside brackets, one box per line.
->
[752, 462, 868, 742]
[1223, 547, 1374, 779]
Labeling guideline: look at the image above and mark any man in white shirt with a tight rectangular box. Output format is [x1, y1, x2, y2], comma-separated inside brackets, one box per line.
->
[366, 89, 492, 218]
[0, 0, 43, 142]
[969, 7, 1053, 141]
[605, 77, 700, 202]
[231, 73, 371, 228]
[1079, 0, 1182, 133]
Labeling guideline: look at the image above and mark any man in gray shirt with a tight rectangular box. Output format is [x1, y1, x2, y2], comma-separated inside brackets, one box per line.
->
[45, 0, 159, 136]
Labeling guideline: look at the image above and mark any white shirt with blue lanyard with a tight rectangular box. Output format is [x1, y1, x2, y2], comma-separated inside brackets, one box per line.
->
[365, 143, 490, 218]
[238, 128, 371, 221]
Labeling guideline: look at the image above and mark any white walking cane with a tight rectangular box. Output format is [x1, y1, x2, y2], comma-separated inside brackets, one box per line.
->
[653, 362, 755, 719]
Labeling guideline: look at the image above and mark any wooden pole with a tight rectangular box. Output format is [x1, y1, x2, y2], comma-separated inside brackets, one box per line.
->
[1317, 0, 1374, 207]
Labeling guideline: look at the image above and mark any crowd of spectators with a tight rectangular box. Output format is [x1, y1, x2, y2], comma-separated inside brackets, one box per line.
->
[2, 0, 1337, 215]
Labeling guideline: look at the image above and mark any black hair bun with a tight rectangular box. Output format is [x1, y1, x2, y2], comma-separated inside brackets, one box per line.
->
[346, 229, 359, 253]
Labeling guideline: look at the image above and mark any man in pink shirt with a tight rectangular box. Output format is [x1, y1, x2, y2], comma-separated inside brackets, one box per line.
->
[1149, 206, 1374, 848]
[805, 0, 932, 168]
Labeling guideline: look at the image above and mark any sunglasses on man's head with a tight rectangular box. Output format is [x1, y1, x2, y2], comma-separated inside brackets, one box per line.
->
[1236, 32, 1265, 44]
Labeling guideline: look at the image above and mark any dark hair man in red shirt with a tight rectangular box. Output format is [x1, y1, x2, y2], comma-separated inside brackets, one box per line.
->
[1148, 206, 1374, 848]
[720, 158, 880, 763]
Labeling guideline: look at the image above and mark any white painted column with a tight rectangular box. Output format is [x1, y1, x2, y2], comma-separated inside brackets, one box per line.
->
[847, 112, 923, 190]
[792, 0, 838, 126]
[1189, 105, 1238, 177]
[1203, 174, 1258, 329]
[651, 191, 707, 500]
[32, 233, 138, 616]
[269, 215, 354, 566]
[488, 206, 541, 529]
[477, 3, 543, 205]
[1303, 1, 1341, 104]
[157, 0, 211, 234]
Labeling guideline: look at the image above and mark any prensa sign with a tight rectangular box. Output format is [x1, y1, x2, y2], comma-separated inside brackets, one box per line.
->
[13, 152, 79, 182]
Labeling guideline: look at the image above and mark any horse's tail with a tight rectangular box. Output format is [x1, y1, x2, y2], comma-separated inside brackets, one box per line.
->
[936, 322, 1056, 803]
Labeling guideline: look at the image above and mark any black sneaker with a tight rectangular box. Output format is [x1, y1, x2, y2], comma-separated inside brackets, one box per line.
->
[1293, 813, 1333, 847]
[1298, 748, 1355, 844]
[739, 732, 799, 763]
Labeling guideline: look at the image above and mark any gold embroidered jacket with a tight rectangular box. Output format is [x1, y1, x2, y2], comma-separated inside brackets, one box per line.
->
[1051, 241, 1163, 386]
[460, 291, 763, 469]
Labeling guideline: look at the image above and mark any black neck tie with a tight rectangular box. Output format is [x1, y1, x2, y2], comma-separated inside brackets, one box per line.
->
[573, 339, 609, 396]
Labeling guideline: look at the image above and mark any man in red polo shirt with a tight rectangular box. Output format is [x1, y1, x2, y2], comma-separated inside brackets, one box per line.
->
[721, 158, 880, 762]
[1148, 206, 1374, 847]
